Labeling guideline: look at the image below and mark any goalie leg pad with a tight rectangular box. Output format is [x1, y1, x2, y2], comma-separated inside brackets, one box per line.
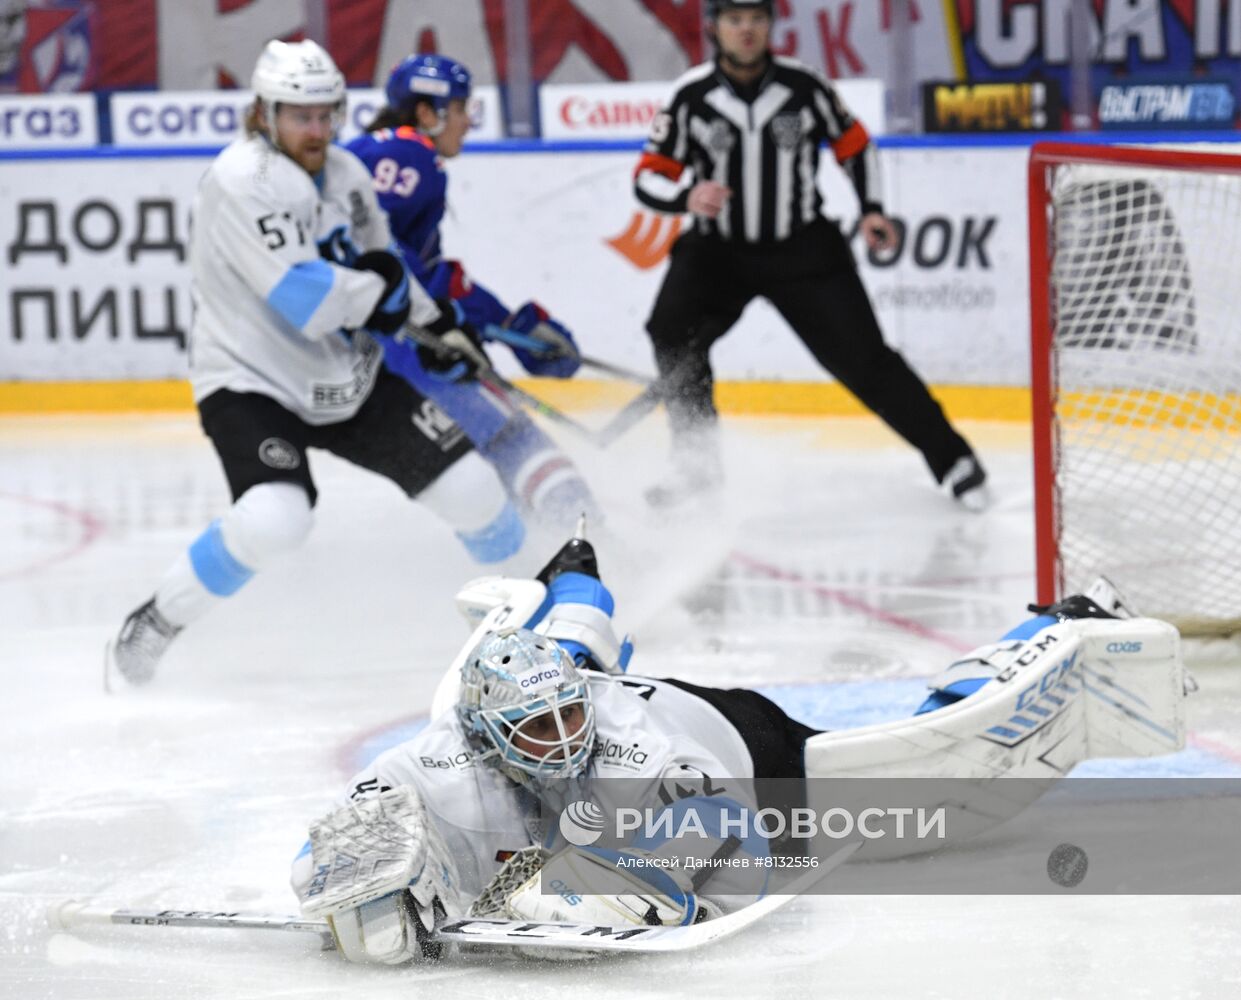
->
[1073, 617, 1186, 759]
[912, 619, 1186, 757]
[805, 621, 1091, 780]
[914, 638, 1028, 715]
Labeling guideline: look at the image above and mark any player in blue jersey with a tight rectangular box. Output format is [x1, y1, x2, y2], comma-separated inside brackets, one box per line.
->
[346, 55, 602, 535]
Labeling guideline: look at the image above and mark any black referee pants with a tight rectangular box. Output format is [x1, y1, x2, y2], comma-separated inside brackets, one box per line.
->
[645, 218, 972, 482]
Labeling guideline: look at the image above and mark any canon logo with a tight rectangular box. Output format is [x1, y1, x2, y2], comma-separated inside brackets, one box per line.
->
[559, 97, 661, 130]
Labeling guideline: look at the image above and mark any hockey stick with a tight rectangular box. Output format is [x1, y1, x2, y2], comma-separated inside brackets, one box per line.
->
[436, 847, 852, 954]
[483, 374, 610, 445]
[594, 377, 666, 447]
[480, 322, 686, 447]
[483, 323, 655, 385]
[587, 347, 715, 447]
[402, 322, 656, 449]
[400, 322, 610, 445]
[479, 322, 712, 447]
[48, 901, 336, 946]
[48, 842, 859, 957]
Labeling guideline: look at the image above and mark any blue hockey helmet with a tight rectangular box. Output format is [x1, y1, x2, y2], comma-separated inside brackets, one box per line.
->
[385, 54, 472, 115]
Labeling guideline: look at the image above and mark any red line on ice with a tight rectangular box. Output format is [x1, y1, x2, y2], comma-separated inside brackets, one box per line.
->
[726, 550, 972, 654]
[1187, 732, 1241, 767]
[0, 492, 106, 580]
[337, 713, 427, 776]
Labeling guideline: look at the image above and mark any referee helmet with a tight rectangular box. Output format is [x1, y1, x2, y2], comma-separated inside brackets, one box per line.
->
[706, 0, 775, 18]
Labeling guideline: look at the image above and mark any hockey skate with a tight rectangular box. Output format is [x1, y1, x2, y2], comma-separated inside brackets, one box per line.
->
[1082, 575, 1137, 618]
[644, 464, 723, 510]
[1028, 575, 1138, 622]
[536, 515, 600, 584]
[104, 598, 182, 691]
[943, 455, 990, 512]
[645, 432, 725, 510]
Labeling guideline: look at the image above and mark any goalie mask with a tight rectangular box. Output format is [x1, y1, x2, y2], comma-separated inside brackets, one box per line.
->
[457, 628, 596, 786]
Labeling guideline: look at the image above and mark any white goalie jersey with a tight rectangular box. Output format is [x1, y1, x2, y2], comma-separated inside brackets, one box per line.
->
[291, 673, 758, 907]
[188, 136, 441, 425]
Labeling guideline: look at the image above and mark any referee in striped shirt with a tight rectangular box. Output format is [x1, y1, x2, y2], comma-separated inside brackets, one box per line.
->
[635, 0, 987, 511]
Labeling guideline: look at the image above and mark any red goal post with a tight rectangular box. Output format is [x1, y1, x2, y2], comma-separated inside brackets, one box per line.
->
[1029, 141, 1241, 635]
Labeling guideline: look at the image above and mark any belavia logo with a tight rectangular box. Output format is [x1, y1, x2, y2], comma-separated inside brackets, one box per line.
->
[607, 211, 682, 269]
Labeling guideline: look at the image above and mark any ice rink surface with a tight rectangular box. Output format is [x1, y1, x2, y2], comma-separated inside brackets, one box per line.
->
[2, 410, 1239, 999]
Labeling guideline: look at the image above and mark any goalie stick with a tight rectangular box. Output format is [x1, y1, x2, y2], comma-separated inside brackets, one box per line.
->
[47, 841, 859, 958]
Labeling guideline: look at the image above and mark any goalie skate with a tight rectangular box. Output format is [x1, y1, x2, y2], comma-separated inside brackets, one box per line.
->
[1030, 575, 1138, 622]
[1082, 575, 1137, 618]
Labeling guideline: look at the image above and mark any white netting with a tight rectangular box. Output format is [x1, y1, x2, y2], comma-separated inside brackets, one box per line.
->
[468, 846, 551, 918]
[1044, 157, 1241, 633]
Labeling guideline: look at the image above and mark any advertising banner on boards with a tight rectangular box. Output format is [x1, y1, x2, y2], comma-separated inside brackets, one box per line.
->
[0, 93, 97, 148]
[1, 143, 1031, 386]
[108, 86, 505, 149]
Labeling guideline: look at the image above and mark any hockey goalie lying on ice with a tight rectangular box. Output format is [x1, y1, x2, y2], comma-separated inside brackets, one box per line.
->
[290, 532, 1191, 964]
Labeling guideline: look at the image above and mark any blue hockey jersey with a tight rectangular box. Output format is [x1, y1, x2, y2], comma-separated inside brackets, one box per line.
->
[345, 126, 449, 292]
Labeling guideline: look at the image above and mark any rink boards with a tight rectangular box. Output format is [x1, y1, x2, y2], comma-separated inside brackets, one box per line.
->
[2, 141, 1034, 411]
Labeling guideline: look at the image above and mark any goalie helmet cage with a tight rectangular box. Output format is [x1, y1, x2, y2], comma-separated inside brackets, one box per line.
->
[1029, 141, 1241, 636]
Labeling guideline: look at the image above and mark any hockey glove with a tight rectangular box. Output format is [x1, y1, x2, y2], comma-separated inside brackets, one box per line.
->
[505, 846, 716, 927]
[499, 302, 582, 379]
[416, 298, 490, 382]
[354, 250, 411, 335]
[299, 786, 457, 964]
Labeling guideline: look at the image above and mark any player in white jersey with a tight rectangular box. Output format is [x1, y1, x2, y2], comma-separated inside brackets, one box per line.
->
[291, 533, 1189, 965]
[105, 40, 522, 689]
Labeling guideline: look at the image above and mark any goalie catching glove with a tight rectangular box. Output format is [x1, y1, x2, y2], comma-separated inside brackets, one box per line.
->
[298, 786, 457, 964]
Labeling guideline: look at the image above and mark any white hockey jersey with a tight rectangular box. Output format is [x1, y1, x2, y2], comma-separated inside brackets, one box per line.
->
[188, 136, 441, 425]
[291, 673, 759, 907]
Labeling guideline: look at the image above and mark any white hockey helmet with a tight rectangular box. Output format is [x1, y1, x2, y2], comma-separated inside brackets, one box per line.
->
[457, 628, 596, 786]
[251, 39, 346, 138]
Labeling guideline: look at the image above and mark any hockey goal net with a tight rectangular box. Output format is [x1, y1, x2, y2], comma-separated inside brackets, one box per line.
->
[1030, 142, 1241, 636]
